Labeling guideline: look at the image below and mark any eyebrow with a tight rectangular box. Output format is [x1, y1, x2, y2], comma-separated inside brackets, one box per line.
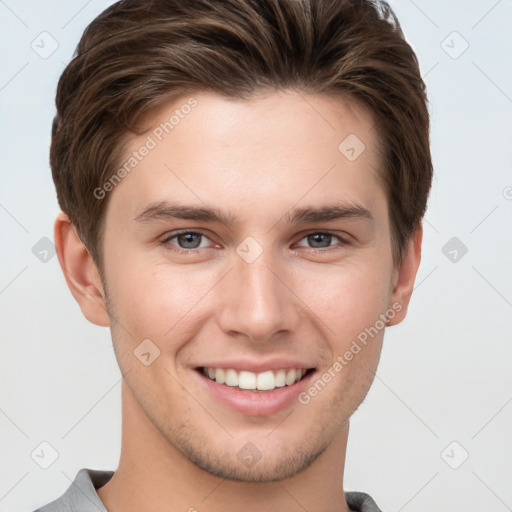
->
[133, 201, 373, 226]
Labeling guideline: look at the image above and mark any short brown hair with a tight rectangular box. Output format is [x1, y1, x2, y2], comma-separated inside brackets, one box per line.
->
[51, 0, 432, 268]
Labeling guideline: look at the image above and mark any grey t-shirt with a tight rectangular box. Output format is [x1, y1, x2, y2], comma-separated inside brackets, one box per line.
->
[32, 468, 383, 512]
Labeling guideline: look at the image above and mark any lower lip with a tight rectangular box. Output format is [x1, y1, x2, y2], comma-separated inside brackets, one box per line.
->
[195, 369, 316, 416]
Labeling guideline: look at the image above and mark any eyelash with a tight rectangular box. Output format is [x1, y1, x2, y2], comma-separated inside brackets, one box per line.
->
[160, 230, 350, 255]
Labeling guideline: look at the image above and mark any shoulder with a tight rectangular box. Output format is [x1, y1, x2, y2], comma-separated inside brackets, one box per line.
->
[346, 491, 384, 512]
[31, 468, 114, 512]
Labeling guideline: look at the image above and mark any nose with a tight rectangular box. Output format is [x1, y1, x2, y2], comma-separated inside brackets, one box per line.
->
[217, 249, 301, 344]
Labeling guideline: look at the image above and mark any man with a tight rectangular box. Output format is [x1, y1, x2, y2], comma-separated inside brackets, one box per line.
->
[34, 0, 432, 510]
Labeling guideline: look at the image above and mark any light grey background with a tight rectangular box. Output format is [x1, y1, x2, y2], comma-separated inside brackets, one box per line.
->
[1, 1, 511, 511]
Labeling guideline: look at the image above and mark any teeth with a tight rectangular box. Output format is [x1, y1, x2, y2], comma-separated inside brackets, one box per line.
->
[202, 367, 309, 391]
[285, 369, 296, 385]
[225, 369, 238, 387]
[256, 370, 275, 391]
[239, 371, 257, 390]
[215, 368, 226, 384]
[275, 369, 286, 387]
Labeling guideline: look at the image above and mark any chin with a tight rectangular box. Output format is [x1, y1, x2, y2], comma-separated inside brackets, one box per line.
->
[191, 448, 327, 483]
[171, 425, 331, 483]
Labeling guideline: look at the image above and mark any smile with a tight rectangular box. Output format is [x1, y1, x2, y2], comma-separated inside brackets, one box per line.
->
[199, 367, 312, 392]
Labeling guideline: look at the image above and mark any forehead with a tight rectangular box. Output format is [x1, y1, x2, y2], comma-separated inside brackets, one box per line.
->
[107, 89, 385, 224]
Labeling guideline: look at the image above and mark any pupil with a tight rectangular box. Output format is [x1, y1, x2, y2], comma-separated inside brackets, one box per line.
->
[180, 233, 200, 248]
[310, 233, 330, 248]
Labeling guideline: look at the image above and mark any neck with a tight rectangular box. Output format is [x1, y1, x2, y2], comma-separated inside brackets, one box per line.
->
[97, 379, 352, 512]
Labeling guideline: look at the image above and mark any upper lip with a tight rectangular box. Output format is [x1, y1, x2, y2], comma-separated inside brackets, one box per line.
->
[195, 358, 316, 373]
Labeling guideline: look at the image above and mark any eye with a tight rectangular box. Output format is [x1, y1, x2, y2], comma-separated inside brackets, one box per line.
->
[295, 231, 349, 251]
[160, 229, 350, 255]
[161, 230, 213, 253]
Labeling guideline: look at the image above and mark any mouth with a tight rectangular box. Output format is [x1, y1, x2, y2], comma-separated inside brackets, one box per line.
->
[197, 366, 315, 392]
[194, 365, 317, 416]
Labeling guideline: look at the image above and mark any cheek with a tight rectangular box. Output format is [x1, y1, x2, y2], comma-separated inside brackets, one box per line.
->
[297, 261, 392, 342]
[106, 256, 219, 343]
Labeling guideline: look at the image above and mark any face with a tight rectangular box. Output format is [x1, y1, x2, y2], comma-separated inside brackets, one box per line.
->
[98, 89, 401, 482]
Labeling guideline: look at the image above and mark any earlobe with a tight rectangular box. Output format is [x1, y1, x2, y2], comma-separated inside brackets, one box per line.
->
[387, 225, 423, 327]
[54, 212, 110, 327]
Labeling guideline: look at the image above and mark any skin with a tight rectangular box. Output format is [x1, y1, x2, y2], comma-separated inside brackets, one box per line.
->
[55, 89, 422, 512]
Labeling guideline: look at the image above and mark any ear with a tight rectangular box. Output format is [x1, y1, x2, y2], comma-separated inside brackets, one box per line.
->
[54, 212, 110, 327]
[387, 225, 423, 326]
